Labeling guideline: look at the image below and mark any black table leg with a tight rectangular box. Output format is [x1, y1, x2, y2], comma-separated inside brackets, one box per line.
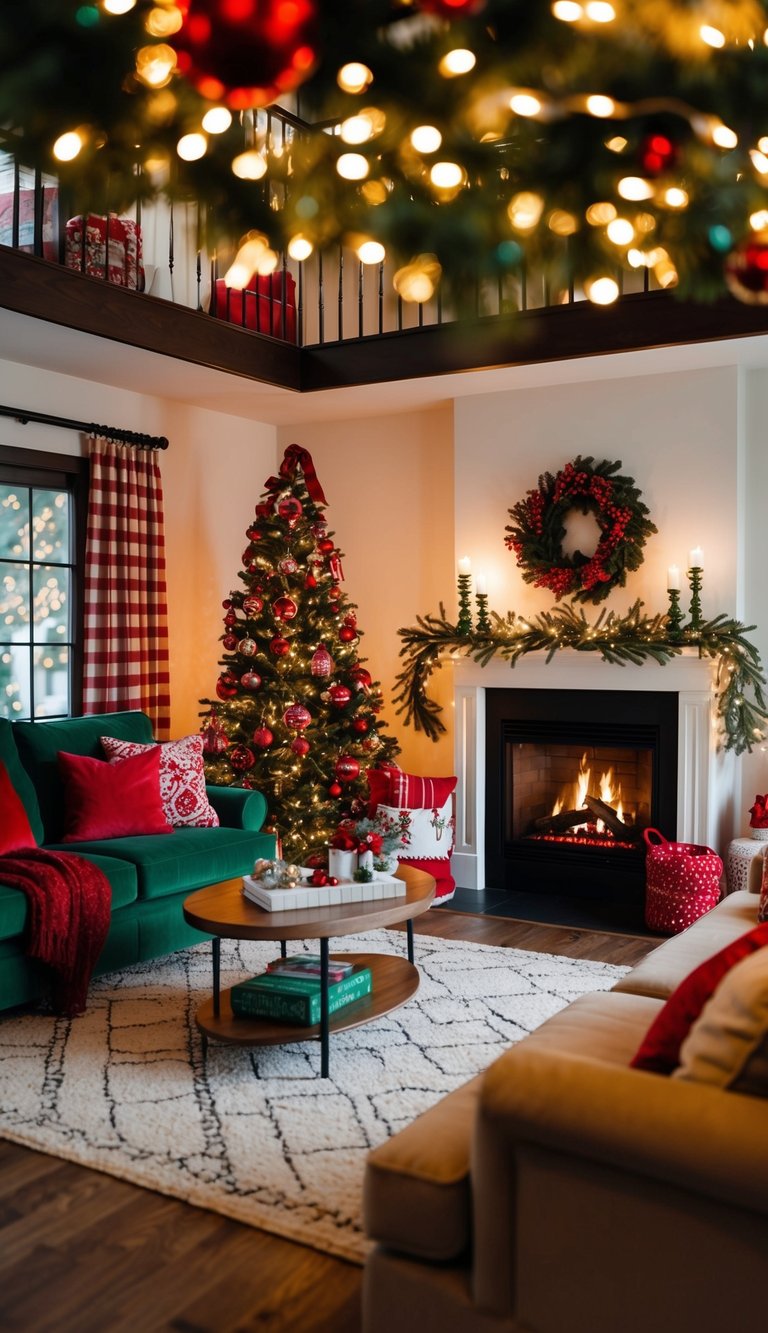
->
[406, 918, 414, 965]
[212, 935, 221, 1019]
[320, 936, 330, 1078]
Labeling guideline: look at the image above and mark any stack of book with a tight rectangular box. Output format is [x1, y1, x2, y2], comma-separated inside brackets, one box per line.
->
[230, 954, 373, 1025]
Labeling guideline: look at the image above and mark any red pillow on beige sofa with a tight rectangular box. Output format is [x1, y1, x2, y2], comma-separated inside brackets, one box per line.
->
[630, 922, 768, 1074]
[101, 733, 219, 828]
[58, 748, 173, 841]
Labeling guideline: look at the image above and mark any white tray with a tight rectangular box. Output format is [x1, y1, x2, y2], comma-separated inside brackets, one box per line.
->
[242, 870, 405, 912]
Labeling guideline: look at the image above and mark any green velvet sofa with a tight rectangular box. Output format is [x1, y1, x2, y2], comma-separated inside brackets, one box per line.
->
[0, 710, 275, 1012]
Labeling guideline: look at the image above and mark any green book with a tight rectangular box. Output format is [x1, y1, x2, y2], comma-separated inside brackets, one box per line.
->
[230, 966, 373, 1025]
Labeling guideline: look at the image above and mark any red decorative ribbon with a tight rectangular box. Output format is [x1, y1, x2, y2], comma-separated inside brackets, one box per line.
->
[276, 443, 327, 504]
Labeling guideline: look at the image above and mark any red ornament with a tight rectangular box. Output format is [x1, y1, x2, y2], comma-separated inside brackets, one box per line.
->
[242, 551, 257, 572]
[222, 633, 239, 651]
[310, 867, 328, 886]
[328, 782, 343, 798]
[311, 520, 328, 537]
[343, 612, 357, 627]
[350, 666, 372, 690]
[305, 573, 317, 590]
[277, 496, 303, 525]
[229, 744, 255, 772]
[291, 736, 311, 756]
[639, 132, 677, 177]
[283, 703, 312, 730]
[311, 644, 334, 677]
[317, 537, 335, 555]
[224, 609, 237, 627]
[328, 684, 352, 708]
[335, 755, 361, 783]
[272, 595, 298, 621]
[252, 725, 274, 749]
[339, 625, 357, 643]
[725, 230, 768, 303]
[216, 671, 238, 700]
[238, 637, 257, 657]
[242, 594, 264, 616]
[246, 525, 262, 541]
[174, 0, 318, 110]
[255, 501, 273, 519]
[416, 0, 485, 14]
[270, 635, 291, 657]
[278, 554, 299, 576]
[222, 598, 232, 609]
[241, 671, 263, 691]
[201, 710, 229, 754]
[352, 718, 369, 734]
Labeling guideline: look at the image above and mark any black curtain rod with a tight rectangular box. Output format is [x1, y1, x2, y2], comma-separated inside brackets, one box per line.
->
[0, 404, 169, 450]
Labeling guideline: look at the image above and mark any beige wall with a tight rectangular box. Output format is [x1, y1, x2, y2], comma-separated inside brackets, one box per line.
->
[0, 358, 278, 736]
[277, 406, 456, 776]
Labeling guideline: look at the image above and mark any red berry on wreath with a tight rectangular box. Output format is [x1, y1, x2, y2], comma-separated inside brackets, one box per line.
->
[270, 635, 291, 657]
[328, 684, 351, 708]
[328, 782, 343, 798]
[252, 725, 274, 748]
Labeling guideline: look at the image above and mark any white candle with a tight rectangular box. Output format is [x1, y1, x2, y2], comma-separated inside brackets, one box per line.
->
[457, 556, 472, 577]
[475, 572, 487, 595]
[667, 565, 680, 592]
[688, 547, 704, 570]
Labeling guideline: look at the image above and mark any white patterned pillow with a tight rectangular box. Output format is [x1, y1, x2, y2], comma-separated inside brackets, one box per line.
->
[378, 799, 454, 861]
[100, 734, 219, 828]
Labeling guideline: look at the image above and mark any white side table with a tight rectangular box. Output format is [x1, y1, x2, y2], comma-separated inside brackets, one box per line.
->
[726, 837, 765, 894]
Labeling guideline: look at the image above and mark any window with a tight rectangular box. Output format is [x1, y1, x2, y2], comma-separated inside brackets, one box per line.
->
[0, 445, 87, 720]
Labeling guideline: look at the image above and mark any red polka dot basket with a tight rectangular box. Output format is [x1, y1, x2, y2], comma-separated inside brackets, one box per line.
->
[643, 828, 723, 935]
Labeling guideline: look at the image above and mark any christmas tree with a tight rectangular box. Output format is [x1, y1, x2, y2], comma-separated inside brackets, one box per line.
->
[200, 444, 400, 865]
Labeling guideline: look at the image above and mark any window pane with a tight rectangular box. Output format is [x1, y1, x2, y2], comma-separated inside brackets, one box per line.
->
[33, 565, 70, 641]
[0, 562, 31, 634]
[31, 489, 69, 563]
[34, 644, 69, 718]
[0, 486, 29, 559]
[0, 643, 30, 720]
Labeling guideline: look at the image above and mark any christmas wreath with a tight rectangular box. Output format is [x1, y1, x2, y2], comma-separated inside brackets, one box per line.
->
[505, 456, 657, 606]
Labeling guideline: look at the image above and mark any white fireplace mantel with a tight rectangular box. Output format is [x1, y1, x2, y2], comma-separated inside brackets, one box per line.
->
[452, 650, 739, 892]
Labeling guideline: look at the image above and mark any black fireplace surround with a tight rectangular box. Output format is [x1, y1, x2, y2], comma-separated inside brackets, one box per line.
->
[484, 688, 679, 900]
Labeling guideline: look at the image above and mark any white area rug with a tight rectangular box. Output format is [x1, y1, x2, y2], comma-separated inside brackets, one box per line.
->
[0, 933, 627, 1263]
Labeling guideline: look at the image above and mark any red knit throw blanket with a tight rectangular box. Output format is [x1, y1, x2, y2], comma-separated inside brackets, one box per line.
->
[0, 848, 111, 1016]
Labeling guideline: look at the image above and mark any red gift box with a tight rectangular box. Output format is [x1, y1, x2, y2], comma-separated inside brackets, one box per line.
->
[65, 213, 144, 290]
[210, 271, 297, 342]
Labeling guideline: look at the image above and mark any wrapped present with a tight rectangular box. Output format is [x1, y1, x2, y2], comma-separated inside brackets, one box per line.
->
[210, 271, 297, 342]
[0, 186, 59, 261]
[65, 213, 144, 289]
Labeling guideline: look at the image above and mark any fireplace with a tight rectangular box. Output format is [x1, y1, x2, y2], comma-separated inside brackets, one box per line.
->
[484, 689, 678, 898]
[452, 652, 738, 897]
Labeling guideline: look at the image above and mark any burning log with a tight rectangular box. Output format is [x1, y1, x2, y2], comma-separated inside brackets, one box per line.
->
[531, 807, 590, 835]
[584, 794, 642, 841]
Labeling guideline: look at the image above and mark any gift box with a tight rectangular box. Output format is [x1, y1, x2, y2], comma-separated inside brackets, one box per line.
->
[210, 271, 297, 342]
[0, 186, 59, 262]
[65, 213, 144, 289]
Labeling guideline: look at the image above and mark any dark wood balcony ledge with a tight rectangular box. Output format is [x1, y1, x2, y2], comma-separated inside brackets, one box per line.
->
[3, 246, 768, 395]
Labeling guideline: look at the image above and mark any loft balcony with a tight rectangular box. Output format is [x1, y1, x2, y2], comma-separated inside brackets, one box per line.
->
[2, 147, 768, 394]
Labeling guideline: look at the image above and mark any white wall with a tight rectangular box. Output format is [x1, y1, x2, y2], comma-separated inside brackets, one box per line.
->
[0, 358, 278, 736]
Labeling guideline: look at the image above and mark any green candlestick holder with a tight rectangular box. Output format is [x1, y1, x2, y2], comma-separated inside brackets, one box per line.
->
[456, 573, 473, 636]
[475, 592, 491, 634]
[666, 587, 684, 640]
[687, 565, 703, 634]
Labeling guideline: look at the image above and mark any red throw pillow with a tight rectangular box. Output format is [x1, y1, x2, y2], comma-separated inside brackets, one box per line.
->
[630, 922, 768, 1074]
[0, 758, 37, 853]
[366, 766, 457, 812]
[100, 733, 219, 828]
[58, 748, 174, 842]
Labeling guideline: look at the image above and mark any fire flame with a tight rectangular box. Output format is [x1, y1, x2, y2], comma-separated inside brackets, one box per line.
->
[554, 752, 624, 832]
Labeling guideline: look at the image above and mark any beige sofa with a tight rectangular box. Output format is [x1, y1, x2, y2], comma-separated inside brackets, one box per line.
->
[362, 864, 768, 1333]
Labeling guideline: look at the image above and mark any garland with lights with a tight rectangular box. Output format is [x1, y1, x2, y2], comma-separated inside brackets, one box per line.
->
[7, 3, 768, 305]
[505, 456, 657, 605]
[393, 600, 768, 754]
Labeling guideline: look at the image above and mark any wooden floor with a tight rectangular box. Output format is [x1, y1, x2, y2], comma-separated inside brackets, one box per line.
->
[0, 912, 653, 1333]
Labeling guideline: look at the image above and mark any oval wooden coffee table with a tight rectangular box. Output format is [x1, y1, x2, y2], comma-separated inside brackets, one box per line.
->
[183, 865, 435, 1077]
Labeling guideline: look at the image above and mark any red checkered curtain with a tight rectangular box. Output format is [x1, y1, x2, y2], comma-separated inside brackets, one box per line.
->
[82, 436, 171, 737]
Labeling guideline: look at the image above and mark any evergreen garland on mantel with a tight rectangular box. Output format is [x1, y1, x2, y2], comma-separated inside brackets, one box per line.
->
[394, 600, 768, 756]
